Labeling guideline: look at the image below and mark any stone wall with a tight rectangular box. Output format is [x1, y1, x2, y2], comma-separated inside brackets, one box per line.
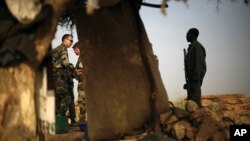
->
[158, 94, 250, 141]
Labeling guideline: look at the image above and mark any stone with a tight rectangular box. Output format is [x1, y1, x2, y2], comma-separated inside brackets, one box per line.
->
[210, 131, 227, 141]
[185, 126, 197, 140]
[195, 122, 219, 141]
[171, 121, 187, 140]
[172, 107, 189, 119]
[205, 107, 223, 122]
[239, 114, 250, 124]
[185, 100, 199, 113]
[160, 112, 171, 124]
[164, 115, 178, 124]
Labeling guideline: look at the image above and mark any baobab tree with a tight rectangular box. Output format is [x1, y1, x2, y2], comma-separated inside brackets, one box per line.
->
[71, 1, 170, 140]
[1, 0, 169, 140]
[0, 0, 75, 140]
[0, 0, 169, 140]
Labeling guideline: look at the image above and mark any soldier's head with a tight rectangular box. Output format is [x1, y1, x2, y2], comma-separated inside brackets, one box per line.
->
[72, 42, 80, 56]
[62, 34, 73, 47]
[186, 28, 199, 43]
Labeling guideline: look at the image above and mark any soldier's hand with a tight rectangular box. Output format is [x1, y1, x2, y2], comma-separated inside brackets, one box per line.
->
[76, 69, 83, 76]
[67, 63, 75, 70]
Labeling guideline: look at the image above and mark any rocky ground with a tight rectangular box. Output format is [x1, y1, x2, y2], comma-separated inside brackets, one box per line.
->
[202, 93, 250, 124]
[160, 93, 250, 141]
[44, 93, 250, 141]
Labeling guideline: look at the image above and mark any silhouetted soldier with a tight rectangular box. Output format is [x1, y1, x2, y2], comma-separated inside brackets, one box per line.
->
[184, 28, 206, 107]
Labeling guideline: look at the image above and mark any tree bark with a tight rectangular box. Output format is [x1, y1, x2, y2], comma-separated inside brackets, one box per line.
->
[73, 1, 169, 140]
[0, 0, 74, 140]
[0, 64, 37, 141]
[0, 0, 169, 140]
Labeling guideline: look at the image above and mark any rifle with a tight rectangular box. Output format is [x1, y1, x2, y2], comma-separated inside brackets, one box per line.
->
[183, 48, 188, 83]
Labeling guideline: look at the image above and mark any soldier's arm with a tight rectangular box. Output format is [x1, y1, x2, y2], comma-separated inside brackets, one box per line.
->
[193, 45, 204, 80]
[61, 50, 70, 67]
[75, 61, 84, 81]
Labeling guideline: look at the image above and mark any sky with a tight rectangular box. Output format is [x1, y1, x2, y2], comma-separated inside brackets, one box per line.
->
[52, 0, 250, 101]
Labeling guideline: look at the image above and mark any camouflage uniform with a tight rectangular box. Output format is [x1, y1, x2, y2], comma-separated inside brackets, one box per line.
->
[75, 56, 86, 122]
[52, 44, 76, 121]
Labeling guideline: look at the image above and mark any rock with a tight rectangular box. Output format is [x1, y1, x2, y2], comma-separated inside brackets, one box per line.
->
[190, 109, 206, 126]
[185, 126, 197, 140]
[208, 102, 225, 111]
[219, 118, 234, 130]
[205, 106, 224, 122]
[195, 122, 219, 141]
[192, 117, 203, 127]
[160, 112, 171, 124]
[223, 129, 230, 141]
[239, 114, 250, 124]
[164, 94, 250, 141]
[172, 107, 190, 119]
[222, 111, 237, 123]
[210, 131, 227, 141]
[163, 124, 172, 134]
[164, 115, 178, 124]
[171, 121, 189, 140]
[202, 99, 212, 107]
[185, 100, 199, 113]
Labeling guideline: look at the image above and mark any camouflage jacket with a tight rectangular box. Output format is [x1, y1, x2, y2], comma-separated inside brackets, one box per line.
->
[52, 44, 70, 69]
[52, 44, 74, 94]
[75, 56, 84, 82]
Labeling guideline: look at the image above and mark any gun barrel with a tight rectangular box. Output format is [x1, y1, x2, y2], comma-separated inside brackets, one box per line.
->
[183, 48, 188, 82]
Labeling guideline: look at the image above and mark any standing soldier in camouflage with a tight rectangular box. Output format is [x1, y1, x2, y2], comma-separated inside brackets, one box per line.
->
[72, 42, 86, 122]
[52, 34, 76, 124]
[184, 28, 207, 107]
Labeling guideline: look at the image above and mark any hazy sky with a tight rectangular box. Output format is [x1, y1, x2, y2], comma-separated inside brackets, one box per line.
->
[140, 0, 250, 100]
[52, 0, 250, 101]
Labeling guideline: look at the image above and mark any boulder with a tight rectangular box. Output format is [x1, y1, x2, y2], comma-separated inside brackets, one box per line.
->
[185, 100, 199, 113]
[160, 112, 171, 124]
[195, 122, 219, 141]
[171, 121, 190, 140]
[185, 126, 197, 140]
[172, 107, 189, 119]
[210, 131, 227, 141]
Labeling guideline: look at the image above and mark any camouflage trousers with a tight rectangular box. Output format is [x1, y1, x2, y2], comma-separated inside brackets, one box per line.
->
[56, 94, 71, 116]
[55, 90, 76, 121]
[54, 69, 76, 120]
[68, 86, 76, 121]
[78, 81, 86, 122]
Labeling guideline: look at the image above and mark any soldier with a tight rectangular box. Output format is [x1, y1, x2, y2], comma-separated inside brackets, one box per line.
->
[52, 34, 76, 124]
[184, 28, 207, 107]
[72, 42, 86, 122]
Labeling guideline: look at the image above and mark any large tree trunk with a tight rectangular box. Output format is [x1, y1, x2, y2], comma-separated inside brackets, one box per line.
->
[73, 1, 169, 140]
[0, 64, 37, 141]
[0, 0, 73, 140]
